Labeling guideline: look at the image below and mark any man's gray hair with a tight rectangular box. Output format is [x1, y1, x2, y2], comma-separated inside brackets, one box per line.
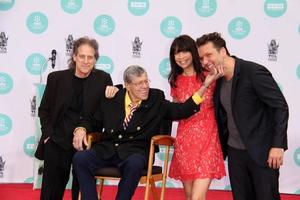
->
[123, 65, 147, 83]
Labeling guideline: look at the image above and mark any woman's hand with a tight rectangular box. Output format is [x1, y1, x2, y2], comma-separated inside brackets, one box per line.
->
[203, 63, 224, 87]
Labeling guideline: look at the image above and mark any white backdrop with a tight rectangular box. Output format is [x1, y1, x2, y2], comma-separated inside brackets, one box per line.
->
[0, 0, 300, 194]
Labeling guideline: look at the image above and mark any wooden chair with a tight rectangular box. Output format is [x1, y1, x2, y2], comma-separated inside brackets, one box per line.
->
[81, 132, 175, 200]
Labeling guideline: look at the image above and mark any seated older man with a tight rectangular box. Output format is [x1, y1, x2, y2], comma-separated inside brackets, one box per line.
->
[72, 65, 223, 200]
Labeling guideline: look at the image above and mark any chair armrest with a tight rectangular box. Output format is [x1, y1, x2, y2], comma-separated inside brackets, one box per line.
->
[151, 135, 175, 146]
[86, 132, 101, 149]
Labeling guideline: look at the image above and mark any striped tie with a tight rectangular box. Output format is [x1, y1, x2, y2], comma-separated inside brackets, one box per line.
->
[123, 103, 137, 130]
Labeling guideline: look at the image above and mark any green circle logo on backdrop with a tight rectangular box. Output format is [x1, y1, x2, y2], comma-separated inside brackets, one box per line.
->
[195, 0, 217, 17]
[94, 15, 115, 36]
[298, 24, 300, 35]
[224, 185, 232, 190]
[296, 64, 300, 79]
[23, 136, 35, 157]
[0, 72, 13, 94]
[160, 16, 182, 38]
[95, 179, 110, 185]
[0, 0, 15, 10]
[293, 147, 300, 167]
[275, 82, 283, 92]
[96, 56, 114, 74]
[295, 189, 300, 195]
[61, 0, 83, 14]
[228, 17, 251, 40]
[26, 12, 48, 34]
[159, 58, 171, 79]
[128, 0, 149, 16]
[26, 53, 47, 75]
[264, 0, 287, 18]
[0, 113, 12, 136]
[66, 178, 72, 189]
[24, 177, 33, 183]
[156, 181, 175, 188]
[157, 146, 173, 161]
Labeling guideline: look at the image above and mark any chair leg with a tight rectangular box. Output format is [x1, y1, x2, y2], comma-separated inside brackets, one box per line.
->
[150, 179, 159, 200]
[160, 179, 167, 200]
[78, 191, 81, 200]
[97, 179, 104, 200]
[144, 179, 150, 200]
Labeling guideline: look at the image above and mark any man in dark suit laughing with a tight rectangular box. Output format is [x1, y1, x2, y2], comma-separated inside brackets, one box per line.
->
[197, 32, 289, 200]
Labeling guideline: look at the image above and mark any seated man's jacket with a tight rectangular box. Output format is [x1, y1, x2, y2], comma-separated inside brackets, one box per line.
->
[87, 88, 199, 161]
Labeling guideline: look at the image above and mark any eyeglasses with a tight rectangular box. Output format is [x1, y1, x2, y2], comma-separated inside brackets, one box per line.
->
[131, 79, 151, 87]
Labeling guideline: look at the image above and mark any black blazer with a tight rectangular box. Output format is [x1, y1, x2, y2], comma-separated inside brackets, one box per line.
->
[88, 88, 200, 161]
[35, 68, 112, 159]
[214, 57, 289, 166]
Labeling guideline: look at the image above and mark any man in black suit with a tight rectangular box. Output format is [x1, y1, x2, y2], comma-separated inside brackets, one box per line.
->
[196, 32, 289, 200]
[72, 65, 223, 200]
[35, 37, 115, 200]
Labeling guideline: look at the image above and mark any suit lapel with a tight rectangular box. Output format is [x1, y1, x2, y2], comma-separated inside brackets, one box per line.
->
[114, 89, 127, 131]
[215, 78, 223, 111]
[126, 105, 143, 131]
[231, 58, 240, 107]
[125, 94, 153, 131]
[63, 70, 73, 106]
[55, 70, 73, 121]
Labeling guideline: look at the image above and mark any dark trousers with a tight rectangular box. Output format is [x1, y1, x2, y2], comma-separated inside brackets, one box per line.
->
[228, 147, 280, 200]
[40, 139, 79, 200]
[73, 149, 147, 200]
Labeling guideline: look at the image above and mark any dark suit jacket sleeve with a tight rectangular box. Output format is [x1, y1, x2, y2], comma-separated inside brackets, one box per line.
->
[38, 73, 55, 141]
[164, 96, 200, 120]
[251, 66, 289, 149]
[80, 71, 113, 132]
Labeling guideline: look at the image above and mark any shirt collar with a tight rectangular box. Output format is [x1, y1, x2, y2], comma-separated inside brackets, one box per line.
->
[125, 91, 142, 108]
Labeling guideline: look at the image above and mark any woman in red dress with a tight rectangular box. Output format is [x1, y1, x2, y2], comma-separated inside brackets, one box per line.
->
[168, 35, 226, 200]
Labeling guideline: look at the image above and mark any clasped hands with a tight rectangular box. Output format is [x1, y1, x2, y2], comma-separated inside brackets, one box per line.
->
[73, 127, 87, 151]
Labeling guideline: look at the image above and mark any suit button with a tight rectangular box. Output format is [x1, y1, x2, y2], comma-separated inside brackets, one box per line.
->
[79, 116, 83, 120]
[115, 143, 119, 147]
[118, 135, 122, 139]
[110, 129, 114, 133]
[136, 126, 141, 131]
[129, 136, 133, 139]
[193, 109, 197, 112]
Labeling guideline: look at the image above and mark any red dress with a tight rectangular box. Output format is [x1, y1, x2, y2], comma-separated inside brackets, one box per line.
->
[169, 74, 226, 181]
